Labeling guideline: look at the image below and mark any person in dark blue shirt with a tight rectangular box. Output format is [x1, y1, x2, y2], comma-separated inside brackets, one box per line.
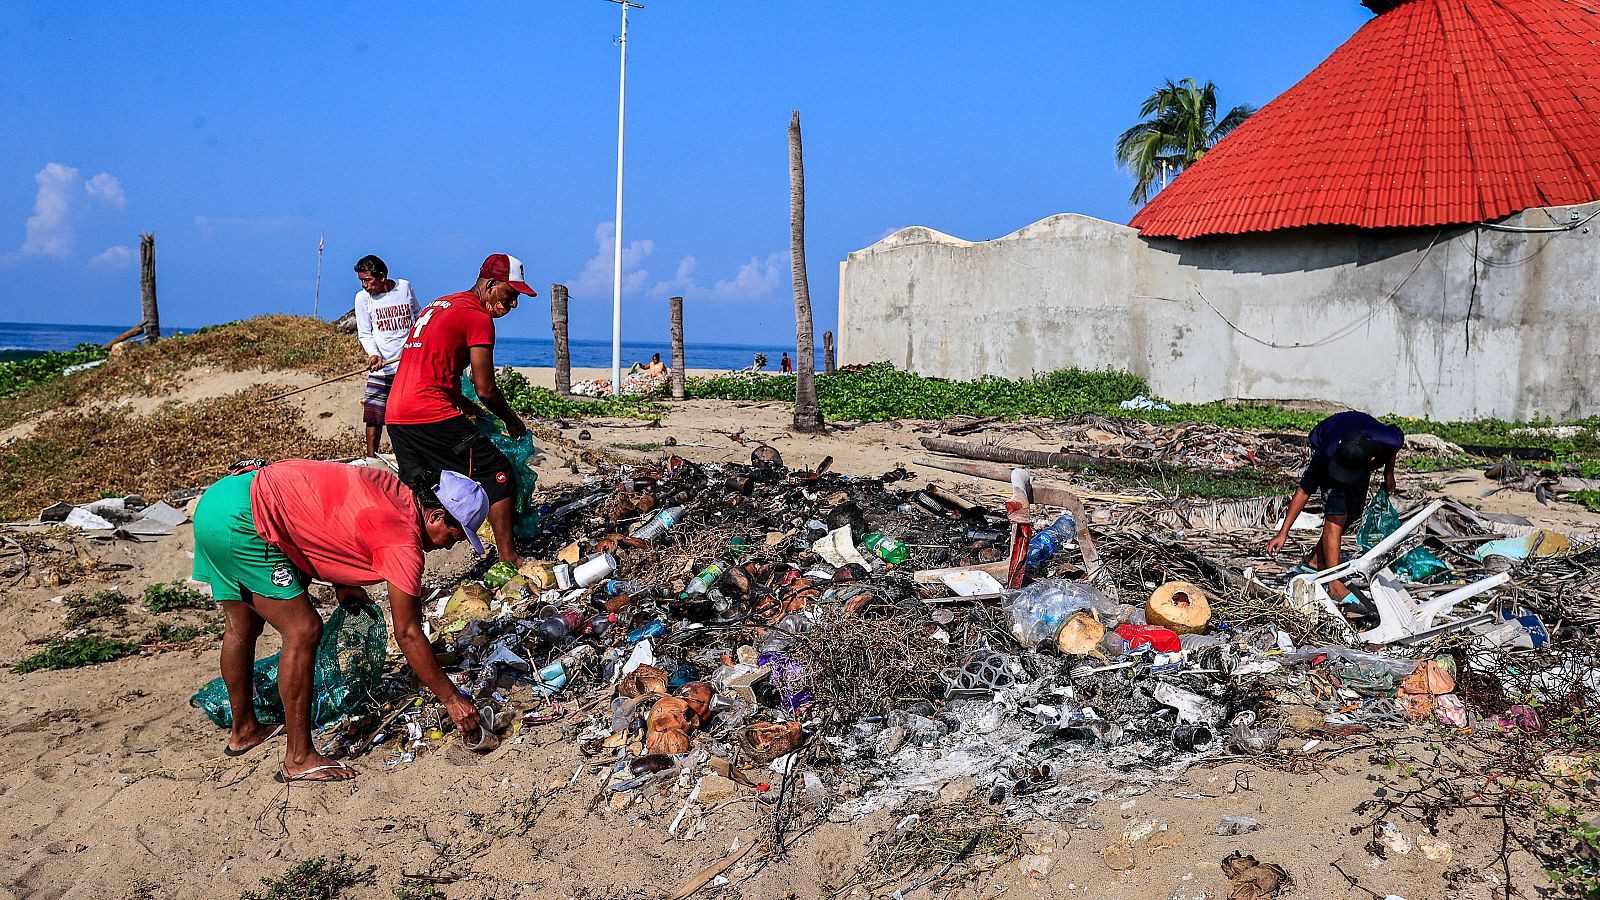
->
[1267, 411, 1404, 613]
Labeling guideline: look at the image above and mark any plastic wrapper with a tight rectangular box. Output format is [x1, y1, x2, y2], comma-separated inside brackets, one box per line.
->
[1006, 580, 1116, 649]
[190, 604, 388, 728]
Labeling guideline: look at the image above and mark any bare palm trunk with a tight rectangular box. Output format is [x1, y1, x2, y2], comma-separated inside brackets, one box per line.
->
[551, 283, 571, 396]
[669, 295, 685, 401]
[788, 111, 823, 432]
[139, 232, 160, 341]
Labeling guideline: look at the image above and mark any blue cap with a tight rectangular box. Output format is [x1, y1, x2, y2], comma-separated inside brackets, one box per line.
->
[436, 470, 489, 554]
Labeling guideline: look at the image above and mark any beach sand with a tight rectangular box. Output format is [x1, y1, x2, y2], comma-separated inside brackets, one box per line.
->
[0, 363, 1569, 899]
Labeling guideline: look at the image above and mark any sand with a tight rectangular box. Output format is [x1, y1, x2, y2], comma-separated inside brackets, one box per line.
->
[0, 366, 1579, 899]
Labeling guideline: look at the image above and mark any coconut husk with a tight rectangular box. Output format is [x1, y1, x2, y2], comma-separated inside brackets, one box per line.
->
[1146, 581, 1212, 635]
[645, 697, 701, 754]
[679, 681, 714, 721]
[739, 721, 804, 764]
[1055, 612, 1106, 656]
[620, 664, 671, 699]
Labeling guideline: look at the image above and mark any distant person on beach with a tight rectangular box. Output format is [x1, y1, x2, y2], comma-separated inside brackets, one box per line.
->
[780, 351, 793, 374]
[1266, 410, 1404, 625]
[385, 253, 534, 567]
[353, 255, 420, 459]
[192, 459, 488, 782]
[647, 353, 669, 377]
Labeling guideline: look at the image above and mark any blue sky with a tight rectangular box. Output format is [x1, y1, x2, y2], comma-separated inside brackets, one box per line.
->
[1, 1, 1372, 344]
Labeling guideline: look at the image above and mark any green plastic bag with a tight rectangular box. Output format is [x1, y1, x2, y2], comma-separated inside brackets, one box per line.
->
[461, 376, 540, 538]
[1357, 490, 1450, 582]
[190, 604, 389, 728]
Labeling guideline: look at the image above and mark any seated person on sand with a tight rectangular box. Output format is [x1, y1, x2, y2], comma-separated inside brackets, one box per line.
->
[192, 459, 487, 782]
[646, 352, 669, 377]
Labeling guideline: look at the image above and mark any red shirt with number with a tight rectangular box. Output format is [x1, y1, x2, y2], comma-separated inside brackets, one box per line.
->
[385, 291, 495, 425]
[250, 459, 426, 596]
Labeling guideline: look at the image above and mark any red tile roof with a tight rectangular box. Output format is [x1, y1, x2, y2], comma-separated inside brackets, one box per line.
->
[1129, 0, 1600, 239]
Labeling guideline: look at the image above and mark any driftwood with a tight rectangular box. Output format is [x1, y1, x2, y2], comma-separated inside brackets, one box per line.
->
[920, 436, 1103, 469]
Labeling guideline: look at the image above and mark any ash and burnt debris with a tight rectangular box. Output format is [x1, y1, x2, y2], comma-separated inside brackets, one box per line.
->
[310, 441, 1595, 834]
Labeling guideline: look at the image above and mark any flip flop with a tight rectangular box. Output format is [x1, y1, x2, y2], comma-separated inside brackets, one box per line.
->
[223, 724, 285, 757]
[274, 762, 357, 783]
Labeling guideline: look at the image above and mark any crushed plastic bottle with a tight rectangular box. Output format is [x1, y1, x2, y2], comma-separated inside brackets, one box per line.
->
[1005, 579, 1115, 649]
[1023, 513, 1077, 572]
[863, 533, 909, 565]
[631, 506, 685, 542]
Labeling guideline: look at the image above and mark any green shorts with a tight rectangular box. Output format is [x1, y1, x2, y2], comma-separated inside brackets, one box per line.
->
[191, 470, 309, 603]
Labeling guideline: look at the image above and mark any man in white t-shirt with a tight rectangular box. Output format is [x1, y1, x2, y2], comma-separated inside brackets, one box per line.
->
[353, 254, 421, 457]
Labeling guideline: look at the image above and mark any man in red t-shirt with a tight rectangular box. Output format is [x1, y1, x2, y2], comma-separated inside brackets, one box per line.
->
[386, 253, 534, 566]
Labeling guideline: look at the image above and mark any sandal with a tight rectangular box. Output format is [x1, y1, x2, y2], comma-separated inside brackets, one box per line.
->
[223, 724, 284, 757]
[274, 762, 357, 783]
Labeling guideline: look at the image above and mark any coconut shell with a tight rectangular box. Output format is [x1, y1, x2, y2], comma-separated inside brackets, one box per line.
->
[645, 697, 701, 754]
[679, 681, 715, 721]
[620, 664, 671, 699]
[1055, 612, 1106, 656]
[1145, 581, 1212, 635]
[443, 582, 492, 623]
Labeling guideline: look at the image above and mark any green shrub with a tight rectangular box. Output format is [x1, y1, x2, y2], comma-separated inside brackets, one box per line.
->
[242, 855, 372, 900]
[12, 635, 139, 673]
[0, 344, 107, 398]
[143, 580, 211, 613]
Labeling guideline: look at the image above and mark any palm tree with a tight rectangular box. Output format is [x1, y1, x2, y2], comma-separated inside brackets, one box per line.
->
[1115, 78, 1254, 206]
[788, 110, 823, 433]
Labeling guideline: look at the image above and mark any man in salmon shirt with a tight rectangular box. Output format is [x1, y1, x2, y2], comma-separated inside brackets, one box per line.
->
[385, 253, 533, 567]
[191, 459, 489, 782]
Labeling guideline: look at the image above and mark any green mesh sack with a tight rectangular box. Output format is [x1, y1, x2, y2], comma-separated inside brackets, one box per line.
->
[190, 603, 389, 728]
[461, 377, 540, 538]
[1356, 490, 1450, 582]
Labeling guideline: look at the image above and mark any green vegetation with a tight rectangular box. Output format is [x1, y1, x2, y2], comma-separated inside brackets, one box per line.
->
[0, 344, 107, 398]
[64, 589, 130, 627]
[611, 441, 665, 452]
[1399, 453, 1478, 472]
[143, 580, 212, 613]
[1570, 490, 1600, 514]
[394, 881, 446, 900]
[680, 362, 1600, 465]
[1075, 460, 1296, 499]
[242, 855, 372, 900]
[12, 635, 140, 673]
[496, 367, 664, 420]
[142, 622, 223, 644]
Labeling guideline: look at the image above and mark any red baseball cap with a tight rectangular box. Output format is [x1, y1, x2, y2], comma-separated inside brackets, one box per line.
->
[479, 253, 537, 297]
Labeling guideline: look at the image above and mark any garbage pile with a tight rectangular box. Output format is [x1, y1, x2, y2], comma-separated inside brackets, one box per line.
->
[305, 447, 1598, 828]
[570, 370, 670, 398]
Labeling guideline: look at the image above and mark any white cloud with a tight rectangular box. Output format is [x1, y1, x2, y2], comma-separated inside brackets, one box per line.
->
[20, 163, 81, 257]
[573, 220, 654, 296]
[711, 252, 786, 300]
[650, 251, 789, 302]
[193, 214, 311, 239]
[89, 245, 133, 269]
[84, 172, 127, 209]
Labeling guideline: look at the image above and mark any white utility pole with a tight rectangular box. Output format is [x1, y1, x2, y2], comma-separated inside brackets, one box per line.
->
[607, 0, 643, 396]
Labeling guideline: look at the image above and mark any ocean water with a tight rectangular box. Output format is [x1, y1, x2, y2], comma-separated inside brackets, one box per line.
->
[0, 321, 822, 371]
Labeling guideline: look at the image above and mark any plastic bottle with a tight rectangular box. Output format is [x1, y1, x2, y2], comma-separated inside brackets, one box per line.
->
[538, 608, 584, 642]
[632, 506, 685, 542]
[1023, 513, 1077, 571]
[628, 619, 667, 643]
[863, 533, 909, 565]
[684, 562, 727, 596]
[604, 579, 642, 596]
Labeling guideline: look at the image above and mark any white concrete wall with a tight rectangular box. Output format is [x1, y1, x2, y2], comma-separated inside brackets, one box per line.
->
[838, 203, 1600, 420]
